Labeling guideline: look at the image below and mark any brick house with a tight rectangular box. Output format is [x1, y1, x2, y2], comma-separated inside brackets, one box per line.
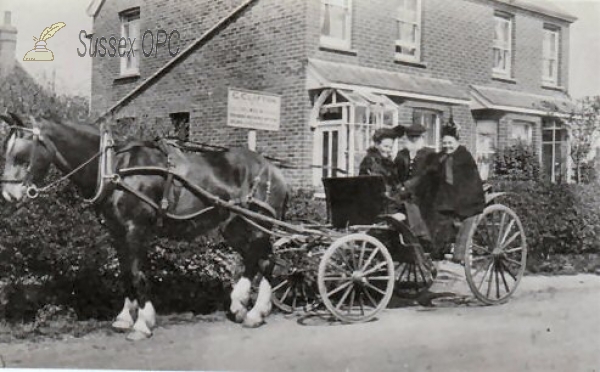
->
[87, 0, 577, 188]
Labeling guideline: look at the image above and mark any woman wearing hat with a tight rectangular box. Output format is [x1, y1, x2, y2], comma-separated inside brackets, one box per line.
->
[359, 127, 400, 194]
[433, 119, 486, 259]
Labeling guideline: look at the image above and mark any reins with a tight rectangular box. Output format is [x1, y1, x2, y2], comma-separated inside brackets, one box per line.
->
[26, 150, 102, 199]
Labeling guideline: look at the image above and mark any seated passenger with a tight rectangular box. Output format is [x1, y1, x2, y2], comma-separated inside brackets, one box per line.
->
[393, 123, 438, 248]
[433, 120, 486, 259]
[359, 127, 400, 195]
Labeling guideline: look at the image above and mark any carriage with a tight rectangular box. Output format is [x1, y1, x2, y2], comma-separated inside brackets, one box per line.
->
[0, 113, 527, 335]
[269, 175, 527, 323]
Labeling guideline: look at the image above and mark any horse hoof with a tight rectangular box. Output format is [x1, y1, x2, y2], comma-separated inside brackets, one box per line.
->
[242, 316, 265, 328]
[234, 308, 248, 323]
[126, 330, 151, 341]
[112, 320, 133, 332]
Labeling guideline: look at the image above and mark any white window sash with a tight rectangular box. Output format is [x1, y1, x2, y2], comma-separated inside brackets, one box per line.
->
[320, 0, 352, 50]
[395, 0, 421, 62]
[493, 16, 512, 76]
[542, 29, 559, 85]
[120, 13, 140, 76]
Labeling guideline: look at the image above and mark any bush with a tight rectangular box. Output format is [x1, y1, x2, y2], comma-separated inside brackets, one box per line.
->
[284, 188, 327, 224]
[490, 180, 600, 260]
[491, 142, 541, 181]
[573, 160, 597, 184]
[0, 185, 327, 322]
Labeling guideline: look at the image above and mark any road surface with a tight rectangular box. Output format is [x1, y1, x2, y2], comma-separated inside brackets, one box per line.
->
[1, 267, 599, 372]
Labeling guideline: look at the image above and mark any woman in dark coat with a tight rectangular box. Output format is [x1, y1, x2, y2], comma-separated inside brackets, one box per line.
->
[432, 120, 486, 259]
[359, 127, 400, 194]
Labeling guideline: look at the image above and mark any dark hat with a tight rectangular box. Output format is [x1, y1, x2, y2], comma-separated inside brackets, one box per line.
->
[372, 127, 397, 143]
[441, 117, 460, 140]
[405, 123, 427, 136]
[391, 125, 405, 138]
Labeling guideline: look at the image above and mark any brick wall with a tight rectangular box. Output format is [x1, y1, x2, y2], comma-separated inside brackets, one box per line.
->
[90, 0, 574, 187]
[91, 0, 312, 187]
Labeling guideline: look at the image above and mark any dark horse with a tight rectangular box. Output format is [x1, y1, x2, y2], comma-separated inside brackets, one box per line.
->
[0, 112, 288, 340]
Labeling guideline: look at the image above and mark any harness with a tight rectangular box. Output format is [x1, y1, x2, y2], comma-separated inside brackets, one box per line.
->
[2, 117, 277, 226]
[1, 116, 101, 199]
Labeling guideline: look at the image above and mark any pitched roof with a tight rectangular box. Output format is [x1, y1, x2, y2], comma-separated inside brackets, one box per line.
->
[87, 0, 577, 23]
[307, 59, 470, 104]
[493, 0, 577, 23]
[86, 0, 105, 17]
[470, 85, 575, 116]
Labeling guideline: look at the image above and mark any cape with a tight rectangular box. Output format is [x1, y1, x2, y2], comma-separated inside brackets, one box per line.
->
[435, 145, 486, 219]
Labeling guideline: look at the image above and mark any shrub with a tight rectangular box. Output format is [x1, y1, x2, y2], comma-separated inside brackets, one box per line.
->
[491, 142, 541, 181]
[0, 185, 327, 322]
[284, 188, 327, 224]
[490, 180, 600, 259]
[573, 160, 597, 184]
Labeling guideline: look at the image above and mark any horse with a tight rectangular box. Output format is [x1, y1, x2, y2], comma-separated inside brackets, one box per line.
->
[0, 112, 288, 340]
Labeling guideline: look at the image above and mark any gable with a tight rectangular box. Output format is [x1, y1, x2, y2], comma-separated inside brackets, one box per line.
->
[86, 0, 106, 18]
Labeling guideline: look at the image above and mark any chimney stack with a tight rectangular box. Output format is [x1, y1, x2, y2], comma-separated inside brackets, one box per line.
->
[0, 11, 18, 76]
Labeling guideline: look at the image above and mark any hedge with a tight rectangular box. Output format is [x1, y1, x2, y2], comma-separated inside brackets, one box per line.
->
[490, 180, 600, 258]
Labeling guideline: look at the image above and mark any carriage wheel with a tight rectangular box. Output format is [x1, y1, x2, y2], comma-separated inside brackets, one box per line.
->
[271, 249, 321, 313]
[318, 234, 395, 323]
[393, 260, 435, 299]
[464, 204, 527, 305]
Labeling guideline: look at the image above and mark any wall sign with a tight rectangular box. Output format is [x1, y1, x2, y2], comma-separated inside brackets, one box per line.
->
[227, 88, 281, 131]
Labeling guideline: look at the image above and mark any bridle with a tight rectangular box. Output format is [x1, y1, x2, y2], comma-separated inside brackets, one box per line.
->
[1, 117, 101, 199]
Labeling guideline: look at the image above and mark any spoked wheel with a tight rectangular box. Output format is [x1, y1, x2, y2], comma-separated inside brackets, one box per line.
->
[318, 234, 395, 323]
[464, 204, 527, 305]
[394, 258, 435, 299]
[271, 248, 321, 313]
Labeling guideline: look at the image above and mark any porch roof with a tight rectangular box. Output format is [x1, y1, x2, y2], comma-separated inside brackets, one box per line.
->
[307, 59, 470, 105]
[470, 85, 576, 117]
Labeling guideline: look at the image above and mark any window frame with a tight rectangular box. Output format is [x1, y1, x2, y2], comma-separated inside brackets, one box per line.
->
[475, 120, 499, 180]
[412, 108, 441, 151]
[169, 112, 191, 141]
[119, 8, 141, 77]
[542, 119, 569, 183]
[511, 120, 533, 145]
[492, 13, 513, 79]
[320, 0, 353, 51]
[542, 26, 560, 86]
[394, 0, 422, 63]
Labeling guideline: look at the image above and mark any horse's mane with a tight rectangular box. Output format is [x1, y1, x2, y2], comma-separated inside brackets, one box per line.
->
[52, 118, 100, 138]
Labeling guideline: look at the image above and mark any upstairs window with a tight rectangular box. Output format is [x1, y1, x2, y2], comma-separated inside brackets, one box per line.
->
[395, 0, 421, 63]
[320, 0, 352, 50]
[493, 13, 513, 78]
[120, 8, 140, 76]
[543, 26, 560, 86]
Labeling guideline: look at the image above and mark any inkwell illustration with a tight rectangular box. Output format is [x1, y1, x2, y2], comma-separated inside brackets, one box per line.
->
[23, 22, 66, 61]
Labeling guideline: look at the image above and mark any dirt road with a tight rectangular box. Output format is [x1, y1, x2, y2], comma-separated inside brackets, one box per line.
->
[2, 268, 599, 372]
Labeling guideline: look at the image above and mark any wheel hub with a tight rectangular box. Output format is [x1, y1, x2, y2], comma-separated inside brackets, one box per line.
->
[351, 270, 366, 284]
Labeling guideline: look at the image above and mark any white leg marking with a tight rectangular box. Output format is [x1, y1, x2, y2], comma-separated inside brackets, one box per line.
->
[127, 301, 156, 341]
[244, 277, 272, 328]
[112, 297, 137, 332]
[230, 277, 251, 323]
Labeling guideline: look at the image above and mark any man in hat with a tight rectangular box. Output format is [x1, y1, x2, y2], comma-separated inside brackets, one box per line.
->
[433, 120, 486, 260]
[392, 122, 438, 247]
